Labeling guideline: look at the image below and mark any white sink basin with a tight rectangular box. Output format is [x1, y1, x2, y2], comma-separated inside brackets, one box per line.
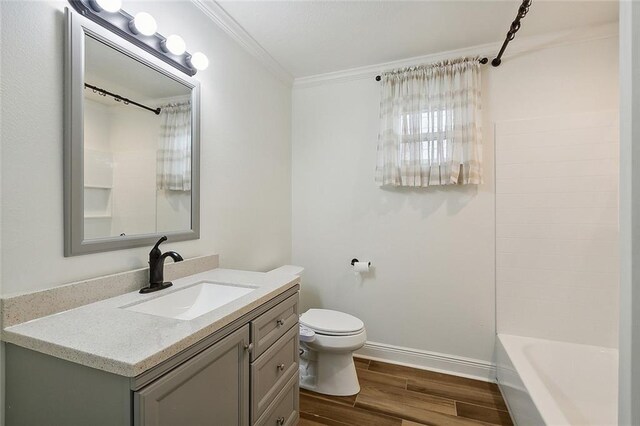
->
[123, 282, 256, 320]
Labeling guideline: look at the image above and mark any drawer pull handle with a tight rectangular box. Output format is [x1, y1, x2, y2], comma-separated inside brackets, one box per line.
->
[276, 319, 285, 326]
[244, 343, 254, 353]
[276, 417, 285, 425]
[277, 363, 285, 371]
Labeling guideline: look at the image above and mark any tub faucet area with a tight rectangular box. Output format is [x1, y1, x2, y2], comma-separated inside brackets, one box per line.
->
[141, 236, 184, 294]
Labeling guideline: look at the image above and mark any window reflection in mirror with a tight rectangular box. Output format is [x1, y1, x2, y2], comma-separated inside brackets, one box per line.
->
[83, 35, 192, 239]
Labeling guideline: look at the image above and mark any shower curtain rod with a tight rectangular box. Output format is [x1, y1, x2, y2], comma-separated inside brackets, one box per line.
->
[375, 0, 532, 81]
[84, 83, 161, 115]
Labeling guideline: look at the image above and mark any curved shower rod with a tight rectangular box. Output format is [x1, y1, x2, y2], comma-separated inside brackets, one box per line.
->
[84, 83, 161, 115]
[375, 0, 533, 81]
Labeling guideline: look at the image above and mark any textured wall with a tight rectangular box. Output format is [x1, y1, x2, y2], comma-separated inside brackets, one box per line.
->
[0, 1, 292, 296]
[291, 33, 619, 366]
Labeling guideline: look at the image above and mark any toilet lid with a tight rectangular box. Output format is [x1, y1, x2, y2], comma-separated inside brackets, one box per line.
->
[300, 309, 364, 335]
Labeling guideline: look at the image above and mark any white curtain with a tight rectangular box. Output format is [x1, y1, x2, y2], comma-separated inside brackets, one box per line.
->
[375, 57, 483, 187]
[157, 101, 191, 191]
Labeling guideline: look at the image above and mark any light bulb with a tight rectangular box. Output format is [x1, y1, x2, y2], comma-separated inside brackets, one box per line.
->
[164, 35, 186, 55]
[94, 0, 121, 13]
[131, 12, 157, 36]
[190, 52, 209, 71]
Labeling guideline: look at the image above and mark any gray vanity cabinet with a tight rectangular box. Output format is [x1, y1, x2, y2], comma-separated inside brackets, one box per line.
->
[5, 287, 299, 426]
[134, 325, 250, 426]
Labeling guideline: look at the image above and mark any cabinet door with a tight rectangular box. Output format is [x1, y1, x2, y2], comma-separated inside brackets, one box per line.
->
[135, 325, 250, 426]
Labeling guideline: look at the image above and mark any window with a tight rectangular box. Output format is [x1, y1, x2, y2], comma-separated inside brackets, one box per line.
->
[375, 58, 482, 187]
[398, 109, 452, 166]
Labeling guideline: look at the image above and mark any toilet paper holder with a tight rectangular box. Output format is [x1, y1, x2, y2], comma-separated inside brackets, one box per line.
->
[350, 258, 371, 267]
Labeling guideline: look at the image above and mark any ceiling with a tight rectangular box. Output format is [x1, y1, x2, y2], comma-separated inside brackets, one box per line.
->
[216, 0, 619, 78]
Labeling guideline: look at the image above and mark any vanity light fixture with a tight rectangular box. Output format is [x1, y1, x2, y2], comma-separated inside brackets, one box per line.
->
[163, 35, 186, 55]
[89, 0, 121, 13]
[190, 52, 209, 71]
[68, 0, 208, 77]
[129, 12, 157, 36]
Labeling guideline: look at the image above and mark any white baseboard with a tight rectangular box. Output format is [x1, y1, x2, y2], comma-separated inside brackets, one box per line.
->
[355, 341, 496, 383]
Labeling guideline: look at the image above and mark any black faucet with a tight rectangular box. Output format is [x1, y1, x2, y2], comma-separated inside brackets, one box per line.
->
[140, 236, 184, 294]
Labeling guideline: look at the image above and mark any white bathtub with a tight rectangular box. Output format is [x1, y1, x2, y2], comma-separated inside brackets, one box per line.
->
[496, 334, 618, 426]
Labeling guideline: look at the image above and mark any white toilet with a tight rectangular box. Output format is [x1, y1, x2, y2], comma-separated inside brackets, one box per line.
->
[299, 309, 367, 396]
[267, 265, 367, 396]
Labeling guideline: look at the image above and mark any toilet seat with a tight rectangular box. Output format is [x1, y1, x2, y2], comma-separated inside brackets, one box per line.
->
[300, 309, 365, 336]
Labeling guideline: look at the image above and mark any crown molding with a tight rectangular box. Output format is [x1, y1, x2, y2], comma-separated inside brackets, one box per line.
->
[190, 0, 294, 87]
[294, 21, 619, 89]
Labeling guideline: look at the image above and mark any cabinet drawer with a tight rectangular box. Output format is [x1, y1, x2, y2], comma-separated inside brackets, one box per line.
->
[251, 325, 299, 422]
[251, 294, 298, 360]
[254, 373, 299, 426]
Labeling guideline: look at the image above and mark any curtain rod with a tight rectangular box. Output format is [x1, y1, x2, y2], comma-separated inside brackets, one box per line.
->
[84, 83, 161, 115]
[375, 0, 532, 81]
[375, 57, 487, 81]
[491, 0, 532, 66]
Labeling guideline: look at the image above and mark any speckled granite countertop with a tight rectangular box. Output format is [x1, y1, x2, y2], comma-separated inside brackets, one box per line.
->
[2, 268, 299, 377]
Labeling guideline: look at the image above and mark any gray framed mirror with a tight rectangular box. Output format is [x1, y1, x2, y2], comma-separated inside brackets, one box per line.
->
[64, 9, 200, 256]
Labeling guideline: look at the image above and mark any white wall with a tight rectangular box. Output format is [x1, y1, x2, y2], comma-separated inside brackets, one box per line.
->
[83, 99, 114, 239]
[618, 1, 640, 424]
[292, 31, 618, 367]
[84, 100, 112, 152]
[495, 111, 619, 348]
[109, 104, 159, 237]
[0, 1, 292, 297]
[157, 190, 191, 232]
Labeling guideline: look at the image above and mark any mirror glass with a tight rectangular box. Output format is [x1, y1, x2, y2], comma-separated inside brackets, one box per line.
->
[82, 35, 193, 240]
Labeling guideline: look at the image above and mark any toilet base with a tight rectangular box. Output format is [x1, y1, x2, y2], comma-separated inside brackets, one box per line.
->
[300, 351, 360, 396]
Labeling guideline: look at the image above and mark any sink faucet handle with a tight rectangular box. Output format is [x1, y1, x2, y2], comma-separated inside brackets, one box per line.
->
[152, 235, 168, 252]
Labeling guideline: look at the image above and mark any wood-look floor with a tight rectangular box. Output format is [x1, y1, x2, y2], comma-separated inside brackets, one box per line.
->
[298, 357, 513, 426]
